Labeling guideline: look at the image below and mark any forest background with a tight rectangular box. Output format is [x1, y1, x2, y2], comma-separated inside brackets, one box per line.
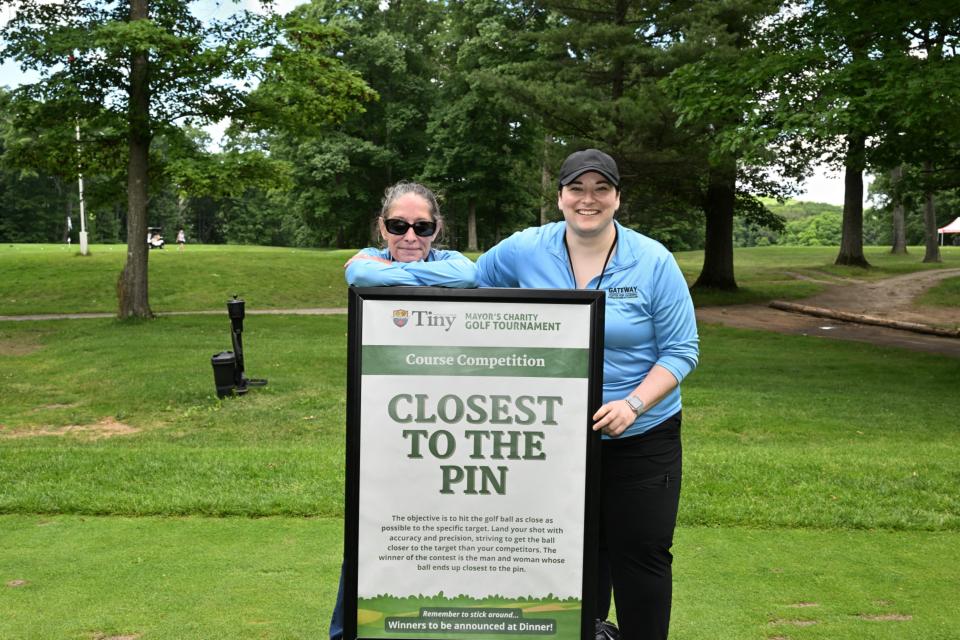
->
[1, 0, 958, 307]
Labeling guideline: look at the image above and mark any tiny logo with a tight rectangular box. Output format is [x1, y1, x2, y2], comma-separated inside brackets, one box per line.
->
[393, 309, 409, 327]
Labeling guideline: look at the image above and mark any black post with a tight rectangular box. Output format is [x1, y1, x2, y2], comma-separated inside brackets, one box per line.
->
[227, 296, 247, 391]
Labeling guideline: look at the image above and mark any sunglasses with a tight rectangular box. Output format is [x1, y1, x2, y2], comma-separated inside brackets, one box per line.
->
[383, 218, 437, 237]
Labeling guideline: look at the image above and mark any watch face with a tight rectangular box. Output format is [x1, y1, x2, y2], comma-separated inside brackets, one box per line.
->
[627, 396, 643, 413]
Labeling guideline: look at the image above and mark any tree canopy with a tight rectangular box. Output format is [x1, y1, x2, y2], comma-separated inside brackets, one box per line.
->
[2, 0, 959, 305]
[2, 0, 373, 317]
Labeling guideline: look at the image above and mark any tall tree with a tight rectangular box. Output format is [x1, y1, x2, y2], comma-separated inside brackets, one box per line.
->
[756, 0, 896, 267]
[888, 165, 908, 254]
[868, 163, 960, 249]
[421, 0, 543, 251]
[496, 0, 708, 249]
[0, 89, 72, 242]
[745, 1, 960, 268]
[666, 0, 788, 290]
[870, 2, 960, 262]
[262, 0, 440, 249]
[2, 1, 370, 317]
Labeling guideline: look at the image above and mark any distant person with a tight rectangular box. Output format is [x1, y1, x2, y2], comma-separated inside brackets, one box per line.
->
[330, 181, 477, 640]
[177, 229, 186, 251]
[149, 233, 164, 249]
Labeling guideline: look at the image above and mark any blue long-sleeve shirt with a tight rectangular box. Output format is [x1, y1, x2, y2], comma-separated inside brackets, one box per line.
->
[477, 220, 698, 438]
[345, 247, 477, 288]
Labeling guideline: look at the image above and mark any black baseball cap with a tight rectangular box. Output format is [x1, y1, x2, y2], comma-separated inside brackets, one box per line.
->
[558, 149, 620, 189]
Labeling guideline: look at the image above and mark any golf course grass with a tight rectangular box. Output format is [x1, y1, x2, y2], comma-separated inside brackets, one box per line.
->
[1, 244, 958, 639]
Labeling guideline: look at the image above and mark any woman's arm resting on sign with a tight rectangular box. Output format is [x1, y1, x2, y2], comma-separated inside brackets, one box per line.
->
[345, 255, 423, 287]
[345, 249, 477, 288]
[402, 255, 477, 288]
[345, 252, 392, 267]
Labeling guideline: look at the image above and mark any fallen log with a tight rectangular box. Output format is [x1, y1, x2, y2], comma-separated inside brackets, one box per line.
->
[768, 301, 960, 339]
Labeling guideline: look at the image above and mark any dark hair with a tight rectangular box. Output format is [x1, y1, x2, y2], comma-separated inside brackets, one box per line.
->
[380, 182, 443, 223]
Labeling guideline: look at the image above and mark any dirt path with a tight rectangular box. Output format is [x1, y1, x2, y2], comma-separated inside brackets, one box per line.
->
[697, 268, 960, 358]
[3, 269, 959, 357]
[799, 268, 960, 327]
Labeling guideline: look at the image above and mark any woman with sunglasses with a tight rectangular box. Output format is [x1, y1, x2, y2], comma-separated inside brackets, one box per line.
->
[345, 181, 476, 288]
[332, 182, 475, 640]
[477, 149, 698, 640]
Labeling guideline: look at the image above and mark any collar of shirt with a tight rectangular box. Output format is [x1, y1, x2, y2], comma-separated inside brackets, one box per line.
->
[545, 220, 640, 276]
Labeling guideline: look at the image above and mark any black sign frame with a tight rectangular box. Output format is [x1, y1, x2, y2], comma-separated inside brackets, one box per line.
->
[345, 287, 605, 640]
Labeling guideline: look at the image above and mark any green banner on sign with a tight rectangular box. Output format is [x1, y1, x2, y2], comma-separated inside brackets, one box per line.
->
[362, 346, 589, 378]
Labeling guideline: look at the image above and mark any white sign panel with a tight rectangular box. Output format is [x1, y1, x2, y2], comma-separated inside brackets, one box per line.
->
[347, 290, 602, 640]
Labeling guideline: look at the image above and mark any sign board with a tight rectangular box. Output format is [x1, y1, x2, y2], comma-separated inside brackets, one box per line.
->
[345, 288, 605, 640]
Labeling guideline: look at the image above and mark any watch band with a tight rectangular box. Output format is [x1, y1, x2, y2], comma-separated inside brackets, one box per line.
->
[625, 395, 645, 415]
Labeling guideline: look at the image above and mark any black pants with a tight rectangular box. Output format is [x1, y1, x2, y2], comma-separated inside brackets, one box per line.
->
[597, 412, 682, 640]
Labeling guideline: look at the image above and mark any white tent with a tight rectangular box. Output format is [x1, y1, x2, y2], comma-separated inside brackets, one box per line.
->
[938, 217, 960, 245]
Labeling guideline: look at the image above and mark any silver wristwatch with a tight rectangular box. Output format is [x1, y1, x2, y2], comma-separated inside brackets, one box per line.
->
[624, 395, 645, 416]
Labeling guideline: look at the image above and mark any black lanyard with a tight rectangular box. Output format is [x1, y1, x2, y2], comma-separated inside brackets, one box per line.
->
[564, 226, 618, 290]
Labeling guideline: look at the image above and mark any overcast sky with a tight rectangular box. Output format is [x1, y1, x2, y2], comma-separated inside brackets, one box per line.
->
[0, 0, 864, 206]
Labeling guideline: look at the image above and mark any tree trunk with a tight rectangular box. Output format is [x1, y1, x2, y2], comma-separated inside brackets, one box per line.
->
[63, 198, 74, 244]
[769, 301, 959, 338]
[115, 203, 125, 242]
[540, 134, 551, 226]
[466, 199, 478, 252]
[117, 0, 153, 318]
[834, 132, 870, 267]
[611, 0, 626, 139]
[890, 165, 907, 254]
[693, 158, 737, 290]
[922, 161, 941, 263]
[177, 192, 188, 229]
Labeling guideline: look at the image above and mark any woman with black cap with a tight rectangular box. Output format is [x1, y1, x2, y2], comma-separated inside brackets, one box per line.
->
[477, 149, 699, 640]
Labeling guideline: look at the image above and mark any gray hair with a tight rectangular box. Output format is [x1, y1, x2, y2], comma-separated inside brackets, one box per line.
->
[380, 181, 443, 223]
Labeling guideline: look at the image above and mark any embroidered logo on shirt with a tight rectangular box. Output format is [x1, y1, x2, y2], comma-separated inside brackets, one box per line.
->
[607, 286, 639, 299]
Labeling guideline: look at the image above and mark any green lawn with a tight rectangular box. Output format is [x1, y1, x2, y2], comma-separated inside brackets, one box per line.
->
[2, 243, 958, 315]
[2, 244, 959, 639]
[673, 527, 959, 640]
[1, 514, 343, 640]
[4, 516, 954, 640]
[2, 318, 958, 530]
[675, 245, 960, 306]
[920, 276, 960, 308]
[0, 244, 356, 315]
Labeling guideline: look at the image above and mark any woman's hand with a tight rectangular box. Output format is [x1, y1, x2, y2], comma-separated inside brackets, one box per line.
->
[593, 367, 679, 437]
[345, 253, 392, 268]
[592, 400, 636, 438]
